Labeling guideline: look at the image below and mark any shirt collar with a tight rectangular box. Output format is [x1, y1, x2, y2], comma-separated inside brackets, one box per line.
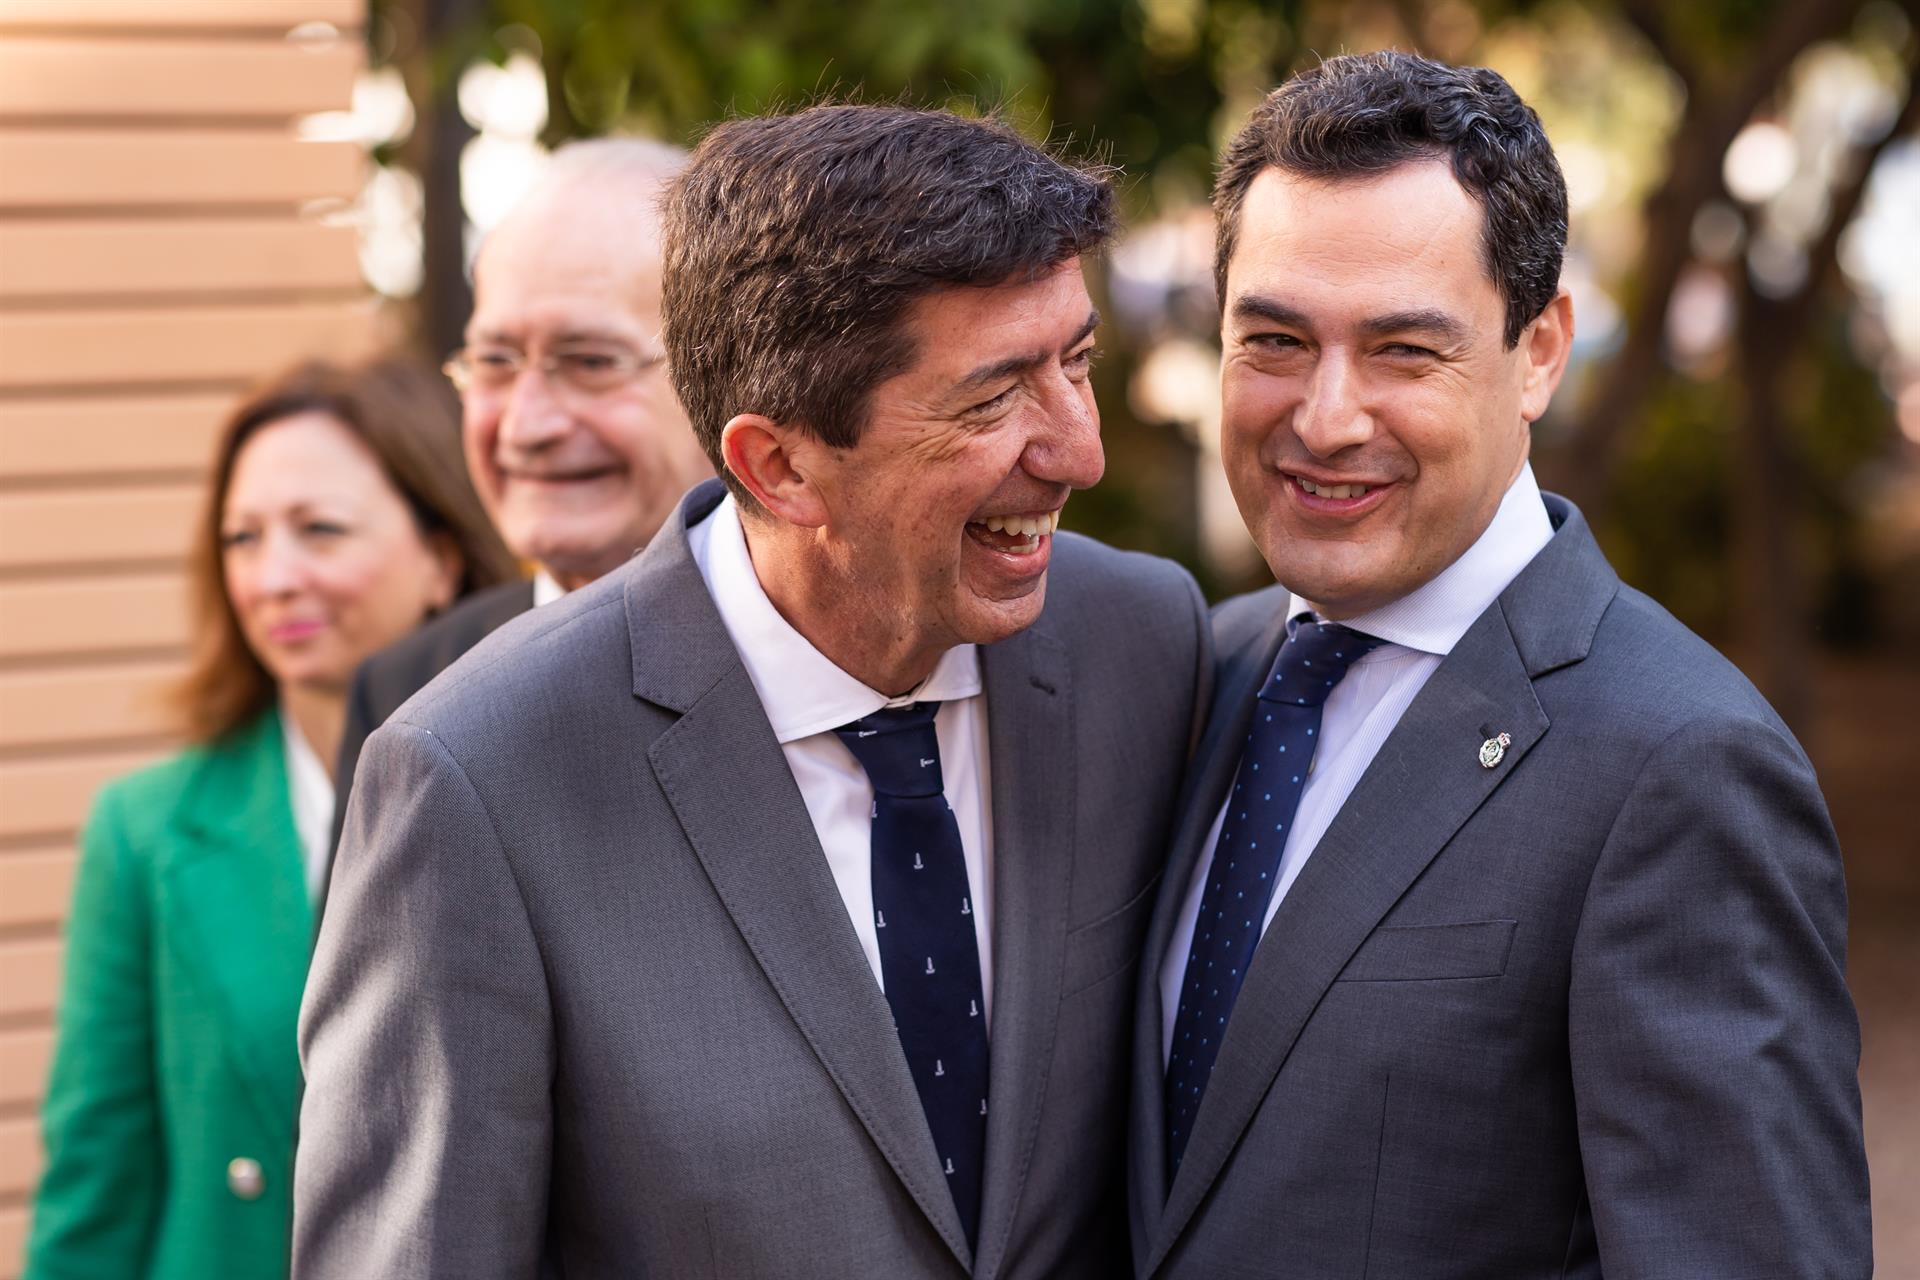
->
[1287, 461, 1553, 658]
[277, 703, 334, 859]
[532, 569, 566, 608]
[690, 495, 982, 744]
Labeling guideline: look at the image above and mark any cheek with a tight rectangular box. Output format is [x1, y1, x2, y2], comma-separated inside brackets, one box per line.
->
[463, 409, 505, 494]
[318, 535, 437, 624]
[1221, 369, 1292, 451]
[597, 405, 672, 480]
[222, 567, 272, 635]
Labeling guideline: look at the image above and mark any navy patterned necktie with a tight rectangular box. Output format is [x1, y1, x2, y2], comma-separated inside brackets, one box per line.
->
[834, 702, 990, 1248]
[1165, 616, 1384, 1174]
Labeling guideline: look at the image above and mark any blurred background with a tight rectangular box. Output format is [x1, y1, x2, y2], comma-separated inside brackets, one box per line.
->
[0, 0, 1913, 1273]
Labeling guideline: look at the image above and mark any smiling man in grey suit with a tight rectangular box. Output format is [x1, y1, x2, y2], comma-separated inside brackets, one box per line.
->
[294, 104, 1208, 1279]
[1130, 52, 1871, 1278]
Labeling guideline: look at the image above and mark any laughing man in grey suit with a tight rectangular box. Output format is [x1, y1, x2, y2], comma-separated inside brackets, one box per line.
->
[1129, 53, 1871, 1277]
[294, 105, 1208, 1279]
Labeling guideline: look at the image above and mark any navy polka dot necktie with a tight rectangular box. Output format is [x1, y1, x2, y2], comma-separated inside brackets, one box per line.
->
[834, 702, 989, 1248]
[1164, 616, 1384, 1174]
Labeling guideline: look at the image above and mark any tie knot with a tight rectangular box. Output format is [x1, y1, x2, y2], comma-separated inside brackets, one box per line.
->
[1259, 618, 1383, 709]
[834, 702, 946, 797]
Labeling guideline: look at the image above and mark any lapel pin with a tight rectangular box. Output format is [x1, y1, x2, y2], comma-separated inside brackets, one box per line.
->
[1478, 732, 1512, 769]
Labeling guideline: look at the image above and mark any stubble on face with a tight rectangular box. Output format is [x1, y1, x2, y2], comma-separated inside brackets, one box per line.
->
[747, 263, 1103, 694]
[1219, 161, 1542, 619]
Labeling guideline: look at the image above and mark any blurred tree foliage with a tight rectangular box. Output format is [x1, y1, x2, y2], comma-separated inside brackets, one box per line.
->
[377, 0, 1917, 727]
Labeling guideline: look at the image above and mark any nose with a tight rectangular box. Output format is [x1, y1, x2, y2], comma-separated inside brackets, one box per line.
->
[1292, 348, 1374, 458]
[497, 365, 573, 453]
[1022, 380, 1105, 491]
[253, 528, 309, 598]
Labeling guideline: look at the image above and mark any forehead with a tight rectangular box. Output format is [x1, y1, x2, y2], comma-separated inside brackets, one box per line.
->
[896, 261, 1093, 377]
[1226, 161, 1500, 325]
[225, 413, 388, 510]
[470, 210, 663, 342]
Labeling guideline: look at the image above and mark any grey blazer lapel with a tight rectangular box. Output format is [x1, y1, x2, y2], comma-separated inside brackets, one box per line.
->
[630, 484, 971, 1268]
[1129, 603, 1284, 1223]
[971, 622, 1072, 1280]
[1147, 495, 1617, 1271]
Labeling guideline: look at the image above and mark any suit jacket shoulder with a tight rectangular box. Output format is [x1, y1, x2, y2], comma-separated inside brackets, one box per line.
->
[1042, 533, 1209, 676]
[380, 567, 634, 768]
[329, 581, 537, 858]
[358, 579, 537, 727]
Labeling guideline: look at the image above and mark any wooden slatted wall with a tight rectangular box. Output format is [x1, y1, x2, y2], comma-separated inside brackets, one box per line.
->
[0, 3, 373, 1271]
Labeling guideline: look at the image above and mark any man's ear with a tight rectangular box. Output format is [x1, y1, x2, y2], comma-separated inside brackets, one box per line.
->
[1518, 288, 1574, 424]
[721, 414, 830, 528]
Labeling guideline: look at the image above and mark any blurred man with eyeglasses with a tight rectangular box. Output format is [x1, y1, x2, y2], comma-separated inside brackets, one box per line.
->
[325, 138, 712, 867]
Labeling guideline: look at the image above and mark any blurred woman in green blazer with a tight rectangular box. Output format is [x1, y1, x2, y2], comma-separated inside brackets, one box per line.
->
[25, 360, 517, 1280]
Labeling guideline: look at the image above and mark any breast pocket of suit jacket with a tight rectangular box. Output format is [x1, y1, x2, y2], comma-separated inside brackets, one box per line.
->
[1062, 871, 1162, 997]
[1333, 919, 1517, 983]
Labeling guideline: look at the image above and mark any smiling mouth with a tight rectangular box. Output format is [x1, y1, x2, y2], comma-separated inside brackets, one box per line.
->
[267, 619, 326, 643]
[965, 509, 1061, 556]
[1293, 476, 1375, 500]
[503, 466, 620, 485]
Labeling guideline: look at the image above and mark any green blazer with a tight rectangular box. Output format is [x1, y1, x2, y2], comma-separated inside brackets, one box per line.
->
[26, 709, 312, 1280]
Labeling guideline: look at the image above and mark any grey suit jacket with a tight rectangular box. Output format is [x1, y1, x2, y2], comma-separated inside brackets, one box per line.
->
[328, 579, 537, 861]
[295, 480, 1210, 1279]
[1128, 494, 1870, 1279]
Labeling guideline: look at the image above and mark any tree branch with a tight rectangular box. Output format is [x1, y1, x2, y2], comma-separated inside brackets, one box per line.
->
[1548, 0, 1866, 517]
[1617, 0, 1696, 95]
[1800, 52, 1920, 311]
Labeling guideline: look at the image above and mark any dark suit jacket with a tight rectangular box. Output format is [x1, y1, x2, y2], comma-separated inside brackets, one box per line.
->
[1129, 494, 1871, 1279]
[327, 578, 535, 860]
[296, 480, 1211, 1278]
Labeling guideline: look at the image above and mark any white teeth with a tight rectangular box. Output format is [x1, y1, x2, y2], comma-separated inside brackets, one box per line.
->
[1297, 478, 1370, 500]
[975, 510, 1060, 537]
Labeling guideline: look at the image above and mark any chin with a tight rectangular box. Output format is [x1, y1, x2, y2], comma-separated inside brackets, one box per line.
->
[958, 583, 1050, 646]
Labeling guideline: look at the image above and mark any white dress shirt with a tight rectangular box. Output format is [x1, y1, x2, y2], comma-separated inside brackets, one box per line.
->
[279, 707, 335, 906]
[1161, 463, 1554, 1059]
[689, 496, 997, 1025]
[532, 569, 566, 607]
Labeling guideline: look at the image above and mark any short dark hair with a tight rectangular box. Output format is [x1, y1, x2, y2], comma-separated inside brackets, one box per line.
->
[1214, 51, 1567, 347]
[663, 103, 1115, 506]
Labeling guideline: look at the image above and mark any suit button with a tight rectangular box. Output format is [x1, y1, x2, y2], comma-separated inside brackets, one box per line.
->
[227, 1156, 265, 1200]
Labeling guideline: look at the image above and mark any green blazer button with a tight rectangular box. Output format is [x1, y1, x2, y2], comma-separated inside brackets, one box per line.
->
[227, 1156, 265, 1201]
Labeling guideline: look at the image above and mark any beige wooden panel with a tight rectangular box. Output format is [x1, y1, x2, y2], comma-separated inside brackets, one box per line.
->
[0, 1028, 53, 1110]
[0, 0, 361, 27]
[0, 1205, 22, 1280]
[0, 485, 201, 570]
[0, 36, 359, 118]
[0, 573, 190, 660]
[0, 393, 230, 480]
[0, 219, 361, 299]
[0, 660, 183, 751]
[0, 850, 73, 930]
[0, 749, 161, 842]
[0, 301, 374, 389]
[0, 131, 361, 207]
[0, 1115, 39, 1201]
[0, 939, 59, 1020]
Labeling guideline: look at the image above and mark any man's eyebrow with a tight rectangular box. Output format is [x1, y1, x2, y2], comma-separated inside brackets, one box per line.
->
[1230, 297, 1470, 347]
[1359, 309, 1469, 344]
[467, 328, 637, 347]
[952, 308, 1101, 394]
[1230, 295, 1311, 330]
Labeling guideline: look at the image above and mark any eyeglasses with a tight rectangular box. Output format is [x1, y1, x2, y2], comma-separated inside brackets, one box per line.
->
[442, 344, 665, 396]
